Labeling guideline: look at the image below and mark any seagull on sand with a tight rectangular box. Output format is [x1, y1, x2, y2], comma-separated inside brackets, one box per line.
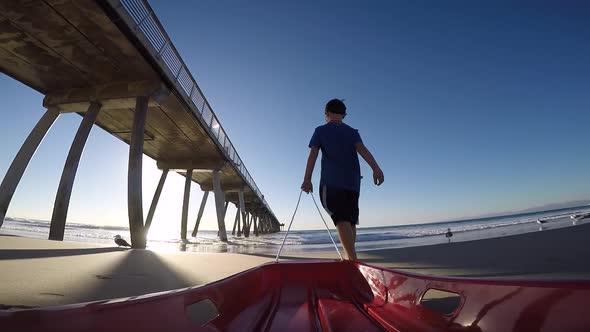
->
[114, 235, 131, 247]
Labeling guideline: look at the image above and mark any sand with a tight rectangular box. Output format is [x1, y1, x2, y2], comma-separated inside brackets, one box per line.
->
[1, 222, 590, 309]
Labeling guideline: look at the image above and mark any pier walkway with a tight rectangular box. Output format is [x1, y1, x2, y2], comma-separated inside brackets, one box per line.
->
[0, 0, 280, 248]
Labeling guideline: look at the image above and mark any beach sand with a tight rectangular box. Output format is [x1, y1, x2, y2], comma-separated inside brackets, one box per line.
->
[1, 222, 590, 308]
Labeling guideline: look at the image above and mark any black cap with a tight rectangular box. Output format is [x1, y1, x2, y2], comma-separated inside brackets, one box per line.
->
[325, 99, 347, 114]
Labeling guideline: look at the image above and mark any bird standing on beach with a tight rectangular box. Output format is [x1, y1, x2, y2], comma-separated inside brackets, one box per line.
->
[445, 228, 453, 243]
[114, 235, 131, 247]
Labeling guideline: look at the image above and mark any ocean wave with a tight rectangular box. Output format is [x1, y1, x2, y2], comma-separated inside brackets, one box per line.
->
[2, 205, 589, 251]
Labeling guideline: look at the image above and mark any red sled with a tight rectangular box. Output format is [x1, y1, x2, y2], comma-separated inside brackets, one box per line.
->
[1, 260, 589, 331]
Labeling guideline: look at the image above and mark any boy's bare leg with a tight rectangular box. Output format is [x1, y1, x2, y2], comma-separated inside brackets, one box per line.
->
[336, 222, 357, 261]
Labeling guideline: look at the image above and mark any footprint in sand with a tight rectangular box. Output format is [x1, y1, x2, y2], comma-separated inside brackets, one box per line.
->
[95, 275, 112, 280]
[95, 274, 145, 280]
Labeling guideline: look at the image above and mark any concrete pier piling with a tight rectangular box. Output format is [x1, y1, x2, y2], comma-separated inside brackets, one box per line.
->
[49, 102, 102, 241]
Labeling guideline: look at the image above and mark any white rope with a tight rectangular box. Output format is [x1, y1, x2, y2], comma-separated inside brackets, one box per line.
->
[311, 193, 343, 260]
[275, 190, 302, 262]
[275, 190, 343, 262]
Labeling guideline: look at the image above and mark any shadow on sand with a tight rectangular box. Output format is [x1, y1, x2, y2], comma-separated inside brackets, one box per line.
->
[0, 247, 127, 260]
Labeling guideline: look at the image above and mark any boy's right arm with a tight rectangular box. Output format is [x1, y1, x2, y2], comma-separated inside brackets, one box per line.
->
[356, 143, 384, 186]
[301, 147, 319, 193]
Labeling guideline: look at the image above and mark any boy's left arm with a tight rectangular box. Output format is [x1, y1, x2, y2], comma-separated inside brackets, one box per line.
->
[356, 143, 384, 186]
[301, 147, 319, 193]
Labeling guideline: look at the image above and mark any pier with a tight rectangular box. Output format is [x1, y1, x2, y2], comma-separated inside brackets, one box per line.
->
[0, 0, 281, 248]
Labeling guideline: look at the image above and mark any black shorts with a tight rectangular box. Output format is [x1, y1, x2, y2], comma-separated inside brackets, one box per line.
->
[320, 185, 359, 226]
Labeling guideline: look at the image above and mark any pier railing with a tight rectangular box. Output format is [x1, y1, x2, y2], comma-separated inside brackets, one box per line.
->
[108, 0, 275, 219]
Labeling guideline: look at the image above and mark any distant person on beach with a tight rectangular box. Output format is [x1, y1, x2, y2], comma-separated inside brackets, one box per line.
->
[301, 99, 384, 261]
[445, 228, 453, 242]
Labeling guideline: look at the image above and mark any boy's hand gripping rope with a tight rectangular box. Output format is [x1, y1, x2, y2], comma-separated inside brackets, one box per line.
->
[275, 190, 343, 262]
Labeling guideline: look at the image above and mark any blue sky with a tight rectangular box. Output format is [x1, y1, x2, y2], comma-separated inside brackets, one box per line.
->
[1, 1, 590, 232]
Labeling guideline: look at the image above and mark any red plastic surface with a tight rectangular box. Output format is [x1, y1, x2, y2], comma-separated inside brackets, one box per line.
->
[1, 260, 590, 331]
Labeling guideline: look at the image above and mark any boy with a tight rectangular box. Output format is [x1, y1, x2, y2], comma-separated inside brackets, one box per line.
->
[301, 99, 384, 261]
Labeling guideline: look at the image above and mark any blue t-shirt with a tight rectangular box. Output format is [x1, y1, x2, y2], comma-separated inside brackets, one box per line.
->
[309, 122, 363, 192]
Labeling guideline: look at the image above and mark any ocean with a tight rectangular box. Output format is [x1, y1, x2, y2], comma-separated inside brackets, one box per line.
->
[2, 205, 590, 255]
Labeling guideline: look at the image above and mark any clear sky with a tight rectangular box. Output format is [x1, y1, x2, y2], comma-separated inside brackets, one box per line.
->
[1, 1, 590, 233]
